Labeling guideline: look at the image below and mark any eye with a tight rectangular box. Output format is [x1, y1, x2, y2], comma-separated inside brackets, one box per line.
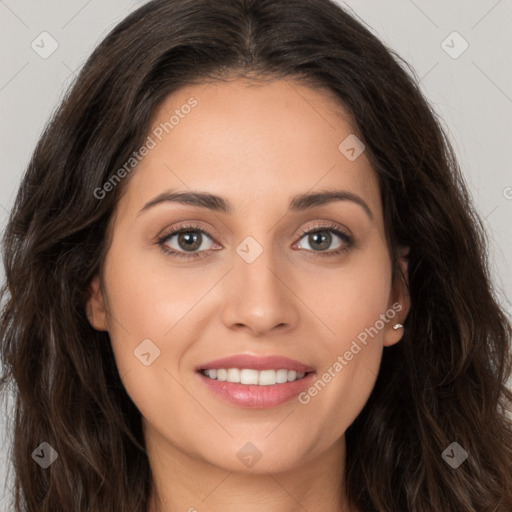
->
[293, 222, 353, 257]
[156, 222, 354, 260]
[157, 223, 218, 259]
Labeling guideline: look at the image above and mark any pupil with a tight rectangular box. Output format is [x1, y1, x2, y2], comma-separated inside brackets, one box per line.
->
[310, 231, 330, 250]
[179, 232, 201, 251]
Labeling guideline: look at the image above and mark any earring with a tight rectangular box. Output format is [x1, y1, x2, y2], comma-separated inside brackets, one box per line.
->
[392, 323, 403, 330]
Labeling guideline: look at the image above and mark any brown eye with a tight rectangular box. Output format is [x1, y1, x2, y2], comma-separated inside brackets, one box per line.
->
[157, 224, 217, 259]
[294, 224, 354, 257]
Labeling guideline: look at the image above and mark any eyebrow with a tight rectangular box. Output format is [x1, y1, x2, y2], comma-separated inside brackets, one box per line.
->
[137, 188, 373, 220]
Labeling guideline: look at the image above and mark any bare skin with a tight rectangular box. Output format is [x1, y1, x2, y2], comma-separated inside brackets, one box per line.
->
[86, 78, 410, 512]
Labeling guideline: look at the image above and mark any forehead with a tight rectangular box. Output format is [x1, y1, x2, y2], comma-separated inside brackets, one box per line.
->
[115, 78, 381, 224]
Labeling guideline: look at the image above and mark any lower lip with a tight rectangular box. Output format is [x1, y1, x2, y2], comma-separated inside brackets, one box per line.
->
[197, 371, 316, 409]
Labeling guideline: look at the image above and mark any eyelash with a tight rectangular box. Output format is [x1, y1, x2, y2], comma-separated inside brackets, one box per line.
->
[156, 222, 354, 260]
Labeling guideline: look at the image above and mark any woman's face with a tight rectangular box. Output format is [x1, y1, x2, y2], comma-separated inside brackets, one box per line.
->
[87, 78, 409, 475]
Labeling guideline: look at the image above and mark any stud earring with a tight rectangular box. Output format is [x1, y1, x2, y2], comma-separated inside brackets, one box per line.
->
[392, 323, 403, 330]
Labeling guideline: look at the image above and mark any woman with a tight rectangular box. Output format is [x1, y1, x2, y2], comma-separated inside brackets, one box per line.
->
[1, 0, 511, 510]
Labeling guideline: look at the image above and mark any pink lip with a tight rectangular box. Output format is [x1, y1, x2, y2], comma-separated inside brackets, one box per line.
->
[196, 372, 317, 409]
[196, 354, 315, 373]
[195, 353, 316, 409]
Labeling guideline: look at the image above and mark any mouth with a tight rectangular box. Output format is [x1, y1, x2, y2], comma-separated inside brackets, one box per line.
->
[195, 353, 316, 408]
[198, 368, 312, 385]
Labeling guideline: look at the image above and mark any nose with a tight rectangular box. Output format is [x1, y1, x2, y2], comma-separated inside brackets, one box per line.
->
[220, 245, 300, 338]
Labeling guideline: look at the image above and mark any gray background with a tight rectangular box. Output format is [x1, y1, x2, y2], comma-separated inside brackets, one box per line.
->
[1, 0, 511, 508]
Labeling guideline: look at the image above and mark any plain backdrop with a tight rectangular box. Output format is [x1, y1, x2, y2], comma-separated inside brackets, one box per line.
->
[1, 0, 511, 508]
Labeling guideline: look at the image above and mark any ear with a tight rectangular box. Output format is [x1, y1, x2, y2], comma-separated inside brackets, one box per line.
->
[85, 274, 109, 331]
[383, 246, 410, 347]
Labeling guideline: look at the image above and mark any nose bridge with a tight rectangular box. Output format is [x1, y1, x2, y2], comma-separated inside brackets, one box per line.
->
[234, 234, 286, 305]
[221, 233, 299, 334]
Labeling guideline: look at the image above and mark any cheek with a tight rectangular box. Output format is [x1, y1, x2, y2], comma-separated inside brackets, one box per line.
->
[298, 247, 391, 428]
[307, 242, 392, 349]
[101, 245, 191, 372]
[297, 313, 384, 452]
[100, 247, 204, 436]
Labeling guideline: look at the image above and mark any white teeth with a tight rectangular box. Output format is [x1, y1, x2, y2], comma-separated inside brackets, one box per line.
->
[226, 368, 240, 383]
[240, 369, 259, 385]
[258, 370, 276, 386]
[202, 368, 308, 385]
[276, 369, 288, 383]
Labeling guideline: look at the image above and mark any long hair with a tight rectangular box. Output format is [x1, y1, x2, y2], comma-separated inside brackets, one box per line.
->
[1, 0, 511, 510]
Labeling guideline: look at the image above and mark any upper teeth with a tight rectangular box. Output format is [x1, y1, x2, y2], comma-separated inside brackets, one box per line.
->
[202, 368, 306, 385]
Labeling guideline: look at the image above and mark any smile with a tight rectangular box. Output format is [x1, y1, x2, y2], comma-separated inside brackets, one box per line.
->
[199, 368, 308, 385]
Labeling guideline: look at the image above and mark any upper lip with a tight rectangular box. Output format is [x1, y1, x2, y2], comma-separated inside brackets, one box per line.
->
[196, 354, 315, 373]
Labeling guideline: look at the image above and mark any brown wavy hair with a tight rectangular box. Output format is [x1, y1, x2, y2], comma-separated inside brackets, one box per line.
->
[1, 0, 511, 510]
